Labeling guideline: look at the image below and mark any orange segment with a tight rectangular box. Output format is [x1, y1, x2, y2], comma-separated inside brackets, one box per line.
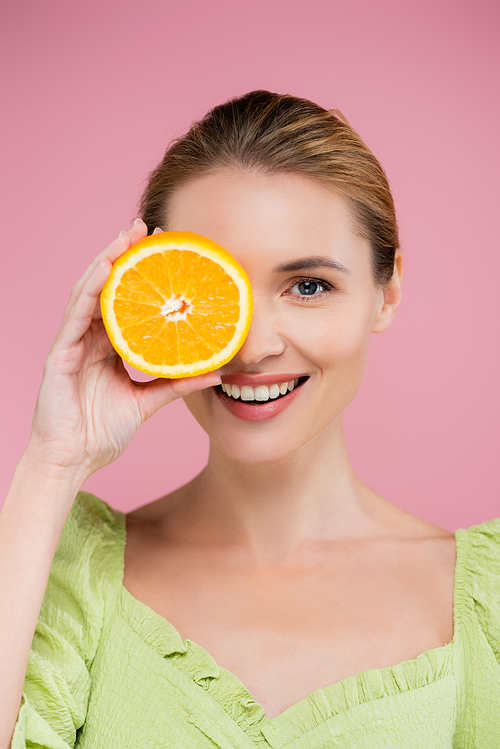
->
[100, 231, 253, 377]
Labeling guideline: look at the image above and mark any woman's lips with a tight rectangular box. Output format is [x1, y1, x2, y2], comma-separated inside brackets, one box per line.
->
[213, 376, 309, 422]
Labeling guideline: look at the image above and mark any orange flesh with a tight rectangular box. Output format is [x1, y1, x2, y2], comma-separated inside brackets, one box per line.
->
[113, 249, 241, 366]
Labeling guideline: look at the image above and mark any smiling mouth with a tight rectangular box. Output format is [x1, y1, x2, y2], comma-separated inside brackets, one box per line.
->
[216, 376, 309, 403]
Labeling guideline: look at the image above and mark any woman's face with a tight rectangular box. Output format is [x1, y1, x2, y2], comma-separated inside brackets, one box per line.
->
[167, 169, 402, 465]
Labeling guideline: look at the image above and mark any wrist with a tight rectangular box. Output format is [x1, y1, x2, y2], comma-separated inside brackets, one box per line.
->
[17, 444, 92, 491]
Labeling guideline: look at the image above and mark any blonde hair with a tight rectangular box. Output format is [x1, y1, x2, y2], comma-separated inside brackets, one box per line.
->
[139, 90, 399, 285]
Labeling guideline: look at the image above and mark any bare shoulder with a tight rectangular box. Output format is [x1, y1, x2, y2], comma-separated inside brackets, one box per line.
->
[363, 483, 453, 535]
[125, 483, 191, 525]
[363, 485, 457, 571]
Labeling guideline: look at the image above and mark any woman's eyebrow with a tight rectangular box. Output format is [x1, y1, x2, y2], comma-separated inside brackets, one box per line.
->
[273, 256, 351, 274]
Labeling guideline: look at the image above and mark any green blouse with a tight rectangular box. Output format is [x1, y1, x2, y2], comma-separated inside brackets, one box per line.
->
[12, 491, 500, 748]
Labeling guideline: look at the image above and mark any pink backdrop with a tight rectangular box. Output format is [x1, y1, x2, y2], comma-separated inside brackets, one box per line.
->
[1, 0, 499, 529]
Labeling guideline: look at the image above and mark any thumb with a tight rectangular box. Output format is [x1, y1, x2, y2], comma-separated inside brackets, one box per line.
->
[135, 370, 221, 422]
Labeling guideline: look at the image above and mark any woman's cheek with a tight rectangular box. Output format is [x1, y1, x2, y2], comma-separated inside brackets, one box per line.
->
[294, 302, 372, 367]
[300, 306, 374, 412]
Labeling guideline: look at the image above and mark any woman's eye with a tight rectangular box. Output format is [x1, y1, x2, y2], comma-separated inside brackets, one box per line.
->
[289, 280, 325, 296]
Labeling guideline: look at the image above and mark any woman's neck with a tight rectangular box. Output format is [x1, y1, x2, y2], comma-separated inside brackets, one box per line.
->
[163, 416, 376, 564]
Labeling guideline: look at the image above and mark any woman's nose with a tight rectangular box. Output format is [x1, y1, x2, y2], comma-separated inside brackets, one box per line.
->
[234, 300, 286, 366]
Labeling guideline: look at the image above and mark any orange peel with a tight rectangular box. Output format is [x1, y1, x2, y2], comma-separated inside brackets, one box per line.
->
[101, 231, 253, 378]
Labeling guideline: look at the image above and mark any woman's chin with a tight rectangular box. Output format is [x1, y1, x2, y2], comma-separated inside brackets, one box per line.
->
[211, 435, 304, 467]
[182, 380, 342, 467]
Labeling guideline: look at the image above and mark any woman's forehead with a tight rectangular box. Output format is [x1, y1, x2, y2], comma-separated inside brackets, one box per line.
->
[167, 170, 370, 273]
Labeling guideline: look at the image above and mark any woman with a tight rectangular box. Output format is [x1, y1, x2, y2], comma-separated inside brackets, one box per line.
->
[2, 90, 499, 748]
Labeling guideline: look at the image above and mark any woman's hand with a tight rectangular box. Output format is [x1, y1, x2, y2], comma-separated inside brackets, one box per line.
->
[25, 219, 221, 483]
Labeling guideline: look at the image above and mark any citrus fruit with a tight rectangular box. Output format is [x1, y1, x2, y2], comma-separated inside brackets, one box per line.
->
[100, 231, 253, 378]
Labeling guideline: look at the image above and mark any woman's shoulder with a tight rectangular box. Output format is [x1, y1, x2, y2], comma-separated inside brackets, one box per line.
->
[13, 493, 126, 747]
[51, 490, 125, 593]
[68, 489, 125, 538]
[456, 517, 500, 653]
[459, 516, 500, 572]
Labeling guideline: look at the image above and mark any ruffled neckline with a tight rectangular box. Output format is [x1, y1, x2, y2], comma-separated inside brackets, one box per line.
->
[110, 505, 467, 746]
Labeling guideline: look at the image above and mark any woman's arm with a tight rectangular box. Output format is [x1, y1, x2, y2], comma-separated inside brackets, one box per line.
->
[0, 220, 220, 748]
[0, 456, 87, 749]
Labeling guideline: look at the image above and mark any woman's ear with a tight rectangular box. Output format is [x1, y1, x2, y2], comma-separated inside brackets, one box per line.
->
[371, 248, 403, 334]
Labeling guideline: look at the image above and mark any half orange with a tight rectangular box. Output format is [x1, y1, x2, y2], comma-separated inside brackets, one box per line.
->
[100, 231, 253, 378]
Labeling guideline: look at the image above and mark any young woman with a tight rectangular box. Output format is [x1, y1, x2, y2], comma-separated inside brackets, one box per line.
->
[2, 90, 499, 748]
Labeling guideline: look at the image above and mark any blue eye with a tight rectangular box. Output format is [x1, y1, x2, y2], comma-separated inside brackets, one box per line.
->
[290, 280, 324, 296]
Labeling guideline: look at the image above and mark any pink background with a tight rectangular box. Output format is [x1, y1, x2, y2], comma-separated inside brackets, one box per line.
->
[1, 0, 499, 529]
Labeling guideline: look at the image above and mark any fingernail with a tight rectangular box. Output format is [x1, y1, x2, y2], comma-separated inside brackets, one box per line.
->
[119, 230, 127, 236]
[133, 217, 144, 226]
[152, 227, 163, 234]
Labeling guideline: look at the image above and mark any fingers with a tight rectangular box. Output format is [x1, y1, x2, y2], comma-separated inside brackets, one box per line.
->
[70, 218, 147, 309]
[56, 259, 111, 346]
[70, 233, 128, 306]
[56, 219, 148, 347]
[170, 371, 222, 396]
[135, 370, 222, 422]
[122, 217, 149, 252]
[90, 225, 162, 321]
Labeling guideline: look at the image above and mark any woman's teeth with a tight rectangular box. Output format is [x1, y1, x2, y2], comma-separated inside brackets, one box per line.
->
[220, 379, 299, 402]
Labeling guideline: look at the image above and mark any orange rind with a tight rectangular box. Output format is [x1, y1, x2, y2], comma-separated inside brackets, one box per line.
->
[101, 231, 253, 377]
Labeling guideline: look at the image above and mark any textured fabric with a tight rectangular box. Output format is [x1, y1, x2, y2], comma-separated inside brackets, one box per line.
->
[11, 491, 500, 748]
